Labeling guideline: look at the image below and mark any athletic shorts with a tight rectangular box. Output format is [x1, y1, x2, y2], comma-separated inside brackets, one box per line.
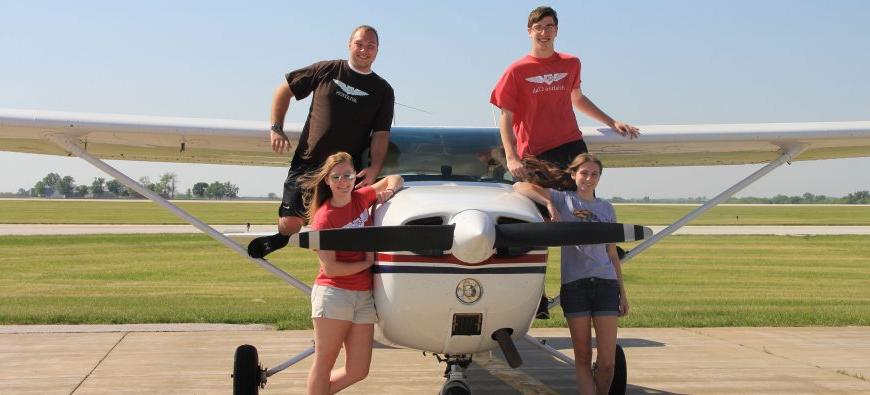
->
[279, 165, 314, 218]
[560, 277, 620, 318]
[536, 139, 588, 169]
[310, 284, 377, 324]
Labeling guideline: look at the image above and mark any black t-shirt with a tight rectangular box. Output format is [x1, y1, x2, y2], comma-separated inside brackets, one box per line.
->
[286, 59, 394, 168]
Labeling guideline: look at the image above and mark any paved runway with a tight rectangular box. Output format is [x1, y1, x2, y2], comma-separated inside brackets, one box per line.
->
[1, 325, 868, 394]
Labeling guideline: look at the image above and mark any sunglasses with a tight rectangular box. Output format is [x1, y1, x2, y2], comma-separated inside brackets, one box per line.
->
[329, 172, 357, 182]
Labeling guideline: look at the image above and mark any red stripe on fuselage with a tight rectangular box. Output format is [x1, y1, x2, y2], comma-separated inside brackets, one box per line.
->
[376, 252, 547, 265]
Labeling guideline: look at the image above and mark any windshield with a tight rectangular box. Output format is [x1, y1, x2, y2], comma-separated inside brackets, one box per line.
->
[369, 126, 510, 182]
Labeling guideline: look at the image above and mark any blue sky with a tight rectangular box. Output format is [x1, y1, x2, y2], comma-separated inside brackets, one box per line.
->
[1, 1, 868, 198]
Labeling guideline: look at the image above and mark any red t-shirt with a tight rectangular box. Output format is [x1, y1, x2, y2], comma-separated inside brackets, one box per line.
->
[490, 52, 583, 158]
[311, 186, 378, 290]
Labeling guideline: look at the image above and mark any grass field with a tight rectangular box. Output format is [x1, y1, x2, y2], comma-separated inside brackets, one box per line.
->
[0, 199, 868, 225]
[1, 233, 867, 329]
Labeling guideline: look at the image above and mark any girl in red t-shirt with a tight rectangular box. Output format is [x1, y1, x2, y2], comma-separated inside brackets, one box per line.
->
[302, 151, 403, 394]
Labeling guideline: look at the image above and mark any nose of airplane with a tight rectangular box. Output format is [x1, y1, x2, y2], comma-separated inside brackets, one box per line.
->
[448, 209, 495, 264]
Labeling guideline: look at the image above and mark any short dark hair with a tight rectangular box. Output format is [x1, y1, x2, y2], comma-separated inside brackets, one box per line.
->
[528, 6, 558, 28]
[350, 25, 379, 45]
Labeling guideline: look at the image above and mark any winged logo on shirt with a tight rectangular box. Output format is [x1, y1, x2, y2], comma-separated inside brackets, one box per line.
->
[525, 73, 568, 86]
[333, 79, 369, 96]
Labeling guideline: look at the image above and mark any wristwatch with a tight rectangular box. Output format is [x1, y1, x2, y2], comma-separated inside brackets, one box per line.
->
[270, 123, 283, 133]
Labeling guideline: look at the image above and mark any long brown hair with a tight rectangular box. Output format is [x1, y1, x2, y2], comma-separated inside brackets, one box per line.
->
[522, 153, 604, 189]
[301, 152, 354, 223]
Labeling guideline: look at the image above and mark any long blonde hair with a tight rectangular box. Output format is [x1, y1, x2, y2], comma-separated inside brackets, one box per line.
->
[301, 152, 354, 223]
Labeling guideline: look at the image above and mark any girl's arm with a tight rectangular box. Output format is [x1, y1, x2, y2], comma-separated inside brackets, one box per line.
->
[316, 250, 374, 277]
[371, 175, 404, 203]
[607, 243, 629, 317]
[513, 182, 560, 221]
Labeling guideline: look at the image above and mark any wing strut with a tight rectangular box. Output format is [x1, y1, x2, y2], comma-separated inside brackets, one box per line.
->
[45, 132, 311, 295]
[548, 143, 807, 310]
[622, 142, 807, 262]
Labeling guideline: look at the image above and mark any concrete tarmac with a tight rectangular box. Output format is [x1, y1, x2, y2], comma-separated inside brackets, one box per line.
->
[1, 325, 868, 394]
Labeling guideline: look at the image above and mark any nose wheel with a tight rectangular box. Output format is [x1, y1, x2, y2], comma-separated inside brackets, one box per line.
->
[437, 354, 472, 395]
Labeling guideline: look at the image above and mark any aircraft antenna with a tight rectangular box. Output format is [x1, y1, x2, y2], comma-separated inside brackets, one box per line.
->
[395, 101, 432, 114]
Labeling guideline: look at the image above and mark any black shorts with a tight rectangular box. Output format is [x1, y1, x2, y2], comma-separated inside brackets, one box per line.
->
[536, 139, 588, 169]
[560, 277, 620, 318]
[279, 165, 314, 218]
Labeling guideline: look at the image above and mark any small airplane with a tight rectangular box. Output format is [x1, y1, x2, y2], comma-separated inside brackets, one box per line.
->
[2, 108, 869, 394]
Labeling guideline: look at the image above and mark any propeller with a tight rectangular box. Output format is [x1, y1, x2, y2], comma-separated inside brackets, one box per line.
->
[494, 222, 651, 248]
[293, 216, 652, 257]
[296, 225, 455, 251]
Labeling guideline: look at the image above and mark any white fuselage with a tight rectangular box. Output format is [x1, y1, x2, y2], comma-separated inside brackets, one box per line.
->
[372, 180, 547, 354]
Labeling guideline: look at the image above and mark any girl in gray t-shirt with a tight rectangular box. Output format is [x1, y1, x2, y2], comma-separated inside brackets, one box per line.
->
[514, 153, 628, 394]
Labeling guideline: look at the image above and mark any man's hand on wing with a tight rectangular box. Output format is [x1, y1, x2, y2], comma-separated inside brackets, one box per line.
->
[612, 121, 640, 139]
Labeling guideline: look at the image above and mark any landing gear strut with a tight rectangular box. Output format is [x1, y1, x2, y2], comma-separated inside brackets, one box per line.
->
[437, 354, 472, 395]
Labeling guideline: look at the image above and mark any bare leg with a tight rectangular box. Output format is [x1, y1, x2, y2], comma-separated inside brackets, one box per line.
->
[567, 316, 595, 394]
[329, 323, 374, 393]
[592, 316, 619, 395]
[307, 318, 352, 395]
[278, 215, 304, 236]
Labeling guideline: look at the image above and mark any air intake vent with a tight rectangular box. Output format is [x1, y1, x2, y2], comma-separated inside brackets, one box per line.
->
[451, 313, 482, 336]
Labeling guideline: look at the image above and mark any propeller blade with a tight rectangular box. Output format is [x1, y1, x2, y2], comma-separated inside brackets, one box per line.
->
[494, 222, 652, 248]
[296, 225, 455, 251]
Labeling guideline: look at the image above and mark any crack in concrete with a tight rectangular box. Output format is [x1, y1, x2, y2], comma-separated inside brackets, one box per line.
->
[70, 332, 128, 394]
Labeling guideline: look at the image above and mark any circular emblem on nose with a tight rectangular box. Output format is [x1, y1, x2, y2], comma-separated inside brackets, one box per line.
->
[455, 278, 483, 305]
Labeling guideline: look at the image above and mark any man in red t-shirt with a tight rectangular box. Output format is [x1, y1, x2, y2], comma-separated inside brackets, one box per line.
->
[491, 6, 640, 322]
[490, 6, 640, 180]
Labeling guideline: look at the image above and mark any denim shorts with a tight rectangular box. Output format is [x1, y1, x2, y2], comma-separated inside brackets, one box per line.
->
[310, 284, 377, 324]
[560, 277, 620, 318]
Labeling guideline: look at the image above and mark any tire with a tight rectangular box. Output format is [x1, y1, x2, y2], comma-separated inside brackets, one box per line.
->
[233, 344, 261, 395]
[440, 379, 471, 395]
[609, 344, 627, 395]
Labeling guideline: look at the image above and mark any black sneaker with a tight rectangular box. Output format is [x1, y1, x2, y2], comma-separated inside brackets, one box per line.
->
[535, 295, 550, 320]
[247, 233, 290, 258]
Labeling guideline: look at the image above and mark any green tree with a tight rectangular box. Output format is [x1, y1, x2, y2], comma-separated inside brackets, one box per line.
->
[73, 184, 90, 198]
[846, 190, 870, 204]
[57, 176, 76, 197]
[33, 180, 48, 197]
[192, 182, 209, 198]
[159, 173, 177, 199]
[206, 181, 227, 200]
[91, 177, 106, 197]
[223, 181, 239, 199]
[42, 173, 61, 188]
[106, 179, 126, 197]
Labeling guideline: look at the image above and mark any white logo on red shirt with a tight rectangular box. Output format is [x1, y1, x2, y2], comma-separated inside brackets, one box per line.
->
[525, 73, 568, 85]
[341, 209, 370, 229]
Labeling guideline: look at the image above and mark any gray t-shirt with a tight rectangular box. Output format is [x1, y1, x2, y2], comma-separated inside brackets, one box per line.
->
[549, 190, 617, 283]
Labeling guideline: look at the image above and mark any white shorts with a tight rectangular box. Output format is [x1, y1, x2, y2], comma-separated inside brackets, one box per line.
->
[310, 284, 377, 324]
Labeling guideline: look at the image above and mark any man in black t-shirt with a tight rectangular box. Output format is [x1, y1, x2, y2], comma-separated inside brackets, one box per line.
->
[249, 25, 394, 258]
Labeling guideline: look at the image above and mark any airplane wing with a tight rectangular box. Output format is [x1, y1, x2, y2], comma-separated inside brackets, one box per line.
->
[2, 109, 869, 175]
